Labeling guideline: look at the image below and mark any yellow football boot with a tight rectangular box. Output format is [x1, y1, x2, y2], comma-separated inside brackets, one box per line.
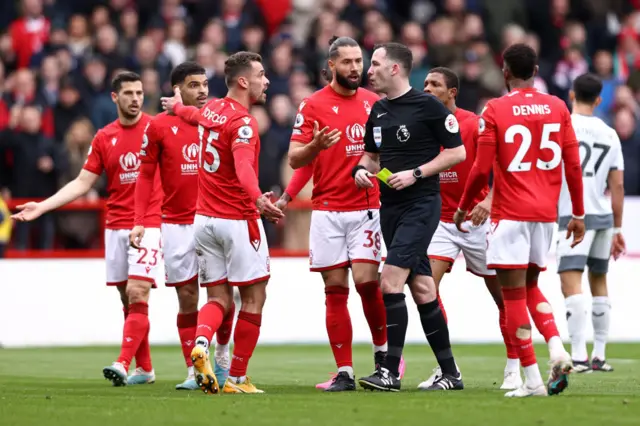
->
[190, 346, 219, 394]
[222, 376, 264, 394]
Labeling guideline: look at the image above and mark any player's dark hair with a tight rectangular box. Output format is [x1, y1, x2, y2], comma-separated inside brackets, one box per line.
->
[429, 67, 460, 92]
[502, 43, 537, 81]
[374, 42, 413, 74]
[322, 36, 360, 82]
[224, 51, 263, 87]
[572, 72, 603, 104]
[170, 61, 206, 87]
[111, 71, 141, 93]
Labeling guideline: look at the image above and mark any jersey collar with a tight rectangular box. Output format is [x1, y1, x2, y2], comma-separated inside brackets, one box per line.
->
[224, 96, 249, 113]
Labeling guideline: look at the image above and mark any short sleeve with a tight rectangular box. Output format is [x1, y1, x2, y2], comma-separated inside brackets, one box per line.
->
[83, 132, 104, 175]
[610, 130, 625, 171]
[364, 112, 378, 153]
[290, 98, 316, 144]
[230, 116, 260, 152]
[477, 102, 498, 147]
[140, 119, 162, 164]
[426, 97, 463, 149]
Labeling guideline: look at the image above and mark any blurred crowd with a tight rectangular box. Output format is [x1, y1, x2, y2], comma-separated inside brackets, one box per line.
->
[0, 0, 639, 254]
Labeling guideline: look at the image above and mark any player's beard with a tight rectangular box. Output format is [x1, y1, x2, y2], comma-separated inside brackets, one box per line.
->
[335, 71, 361, 91]
[118, 103, 140, 120]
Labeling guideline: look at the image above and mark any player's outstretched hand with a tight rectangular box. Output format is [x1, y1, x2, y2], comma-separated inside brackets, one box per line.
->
[311, 121, 341, 150]
[354, 168, 374, 188]
[161, 87, 183, 113]
[388, 170, 416, 190]
[11, 201, 44, 222]
[611, 232, 626, 260]
[257, 192, 285, 223]
[453, 208, 469, 233]
[129, 225, 145, 249]
[566, 218, 585, 248]
[469, 198, 491, 226]
[274, 195, 290, 213]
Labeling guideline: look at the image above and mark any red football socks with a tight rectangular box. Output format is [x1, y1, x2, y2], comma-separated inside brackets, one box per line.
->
[195, 301, 225, 343]
[177, 311, 198, 367]
[355, 281, 387, 347]
[117, 302, 150, 371]
[526, 280, 560, 342]
[325, 286, 353, 368]
[502, 286, 537, 367]
[217, 301, 236, 345]
[499, 306, 519, 360]
[437, 294, 448, 323]
[229, 311, 262, 377]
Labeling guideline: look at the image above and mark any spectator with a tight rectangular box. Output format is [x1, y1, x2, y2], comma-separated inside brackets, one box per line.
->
[9, 0, 50, 69]
[53, 77, 85, 143]
[39, 54, 61, 106]
[66, 14, 91, 58]
[614, 108, 640, 196]
[593, 50, 620, 118]
[268, 41, 294, 96]
[56, 118, 104, 249]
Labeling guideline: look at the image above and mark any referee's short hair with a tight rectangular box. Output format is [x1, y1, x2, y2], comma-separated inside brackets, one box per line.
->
[429, 67, 460, 92]
[572, 73, 602, 104]
[374, 42, 413, 74]
[502, 43, 537, 81]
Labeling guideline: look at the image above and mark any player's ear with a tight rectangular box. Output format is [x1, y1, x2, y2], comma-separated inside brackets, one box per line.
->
[568, 90, 575, 103]
[533, 65, 539, 78]
[237, 75, 249, 90]
[450, 87, 458, 99]
[594, 95, 602, 108]
[110, 91, 118, 104]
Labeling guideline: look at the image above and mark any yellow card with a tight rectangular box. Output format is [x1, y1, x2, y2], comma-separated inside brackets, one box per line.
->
[376, 168, 394, 187]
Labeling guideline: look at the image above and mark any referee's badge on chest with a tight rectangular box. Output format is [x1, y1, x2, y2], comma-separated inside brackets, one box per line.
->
[373, 126, 382, 147]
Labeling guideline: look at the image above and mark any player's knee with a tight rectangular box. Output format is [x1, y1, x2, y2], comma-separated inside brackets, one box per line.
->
[126, 279, 151, 303]
[351, 263, 379, 285]
[535, 302, 553, 314]
[239, 283, 267, 313]
[176, 282, 199, 312]
[589, 273, 607, 297]
[409, 276, 437, 305]
[515, 325, 532, 340]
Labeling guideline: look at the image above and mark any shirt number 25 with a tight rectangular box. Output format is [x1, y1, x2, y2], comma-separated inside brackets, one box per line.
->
[505, 123, 562, 172]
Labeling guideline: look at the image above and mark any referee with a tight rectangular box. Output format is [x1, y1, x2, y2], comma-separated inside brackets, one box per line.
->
[353, 42, 466, 392]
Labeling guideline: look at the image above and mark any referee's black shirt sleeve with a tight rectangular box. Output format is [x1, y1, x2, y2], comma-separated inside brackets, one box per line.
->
[426, 96, 463, 149]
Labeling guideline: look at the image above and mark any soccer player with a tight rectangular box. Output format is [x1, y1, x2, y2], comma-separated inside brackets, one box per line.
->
[12, 72, 164, 386]
[161, 51, 283, 394]
[132, 61, 236, 390]
[421, 67, 522, 390]
[276, 36, 391, 392]
[557, 73, 625, 373]
[355, 43, 466, 392]
[455, 43, 585, 397]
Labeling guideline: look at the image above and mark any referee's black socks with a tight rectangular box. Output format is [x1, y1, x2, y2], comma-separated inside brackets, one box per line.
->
[417, 300, 458, 375]
[382, 293, 408, 377]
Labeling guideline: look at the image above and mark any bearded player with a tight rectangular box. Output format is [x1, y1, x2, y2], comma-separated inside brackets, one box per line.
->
[276, 36, 395, 392]
[420, 67, 522, 390]
[132, 61, 235, 390]
[162, 51, 283, 394]
[455, 43, 585, 397]
[13, 72, 164, 386]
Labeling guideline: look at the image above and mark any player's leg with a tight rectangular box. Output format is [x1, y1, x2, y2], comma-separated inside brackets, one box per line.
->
[222, 218, 270, 394]
[309, 211, 355, 391]
[347, 210, 388, 374]
[418, 221, 459, 389]
[214, 295, 236, 386]
[587, 228, 614, 372]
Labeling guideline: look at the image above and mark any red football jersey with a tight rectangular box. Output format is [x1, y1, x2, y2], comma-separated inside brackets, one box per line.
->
[439, 108, 489, 223]
[290, 85, 381, 211]
[474, 88, 579, 222]
[84, 114, 162, 229]
[140, 112, 199, 224]
[175, 97, 261, 220]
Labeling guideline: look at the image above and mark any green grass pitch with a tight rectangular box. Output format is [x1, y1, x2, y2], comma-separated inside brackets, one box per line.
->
[1, 343, 639, 426]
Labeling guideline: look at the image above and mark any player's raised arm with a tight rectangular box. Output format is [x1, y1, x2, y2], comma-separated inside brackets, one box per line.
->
[276, 163, 313, 211]
[161, 87, 202, 126]
[288, 100, 342, 169]
[560, 109, 585, 247]
[608, 131, 626, 259]
[12, 133, 103, 222]
[416, 97, 466, 178]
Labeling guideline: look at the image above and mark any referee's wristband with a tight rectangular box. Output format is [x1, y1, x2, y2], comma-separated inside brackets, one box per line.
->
[352, 165, 366, 178]
[613, 227, 622, 235]
[572, 214, 585, 220]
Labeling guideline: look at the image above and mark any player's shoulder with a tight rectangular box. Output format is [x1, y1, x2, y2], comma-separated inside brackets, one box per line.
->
[298, 86, 333, 110]
[356, 87, 380, 103]
[455, 107, 478, 122]
[98, 120, 122, 139]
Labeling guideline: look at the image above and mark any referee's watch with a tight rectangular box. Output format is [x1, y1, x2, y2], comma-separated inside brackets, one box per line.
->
[413, 168, 423, 179]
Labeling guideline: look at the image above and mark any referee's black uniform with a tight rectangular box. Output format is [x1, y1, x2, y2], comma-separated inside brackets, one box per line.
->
[364, 88, 462, 279]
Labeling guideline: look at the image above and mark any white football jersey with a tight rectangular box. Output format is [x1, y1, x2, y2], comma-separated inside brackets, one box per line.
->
[557, 114, 624, 229]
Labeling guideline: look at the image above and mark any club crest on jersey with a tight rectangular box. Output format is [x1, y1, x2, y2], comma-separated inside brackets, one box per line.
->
[373, 126, 382, 147]
[119, 152, 141, 184]
[445, 114, 459, 133]
[396, 125, 410, 143]
[364, 100, 371, 115]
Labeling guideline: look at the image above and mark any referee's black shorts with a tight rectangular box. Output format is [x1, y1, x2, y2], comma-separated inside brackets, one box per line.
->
[380, 193, 440, 278]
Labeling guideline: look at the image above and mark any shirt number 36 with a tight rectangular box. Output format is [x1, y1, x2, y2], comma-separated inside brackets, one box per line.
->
[505, 123, 562, 172]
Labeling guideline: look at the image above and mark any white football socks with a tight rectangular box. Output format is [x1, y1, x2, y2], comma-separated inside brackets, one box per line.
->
[523, 364, 544, 388]
[591, 296, 611, 360]
[338, 366, 355, 379]
[565, 293, 588, 361]
[195, 336, 210, 350]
